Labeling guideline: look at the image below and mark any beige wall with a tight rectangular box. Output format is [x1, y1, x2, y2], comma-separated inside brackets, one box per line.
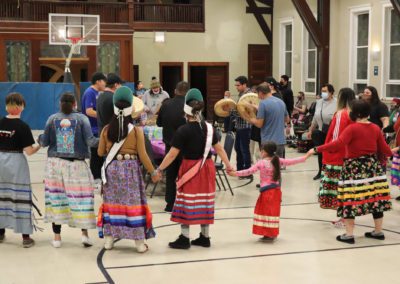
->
[273, 0, 393, 99]
[133, 0, 269, 98]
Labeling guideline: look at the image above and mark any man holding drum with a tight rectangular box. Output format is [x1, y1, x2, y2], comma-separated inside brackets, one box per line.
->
[230, 76, 253, 179]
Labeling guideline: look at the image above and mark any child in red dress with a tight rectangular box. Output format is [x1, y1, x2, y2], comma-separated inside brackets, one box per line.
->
[229, 142, 311, 241]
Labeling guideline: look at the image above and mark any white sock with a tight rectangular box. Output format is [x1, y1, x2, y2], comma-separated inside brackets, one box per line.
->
[181, 225, 190, 238]
[201, 225, 209, 238]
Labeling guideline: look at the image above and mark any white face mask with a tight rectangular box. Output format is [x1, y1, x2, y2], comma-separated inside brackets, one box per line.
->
[321, 92, 329, 100]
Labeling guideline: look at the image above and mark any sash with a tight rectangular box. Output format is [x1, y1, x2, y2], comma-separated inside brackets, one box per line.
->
[101, 123, 134, 185]
[176, 122, 213, 189]
[259, 183, 281, 193]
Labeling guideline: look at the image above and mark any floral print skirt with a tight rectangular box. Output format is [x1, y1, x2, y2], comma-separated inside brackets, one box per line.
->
[98, 159, 155, 240]
[319, 164, 342, 210]
[337, 155, 392, 219]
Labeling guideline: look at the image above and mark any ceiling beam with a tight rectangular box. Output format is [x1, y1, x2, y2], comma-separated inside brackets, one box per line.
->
[292, 0, 323, 47]
[391, 0, 400, 16]
[246, 0, 273, 43]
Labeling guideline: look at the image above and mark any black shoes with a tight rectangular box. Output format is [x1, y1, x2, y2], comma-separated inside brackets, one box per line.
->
[365, 231, 385, 240]
[256, 184, 260, 188]
[313, 173, 322, 180]
[396, 196, 400, 201]
[169, 234, 190, 249]
[0, 234, 4, 243]
[164, 205, 173, 212]
[191, 233, 211, 248]
[336, 234, 355, 244]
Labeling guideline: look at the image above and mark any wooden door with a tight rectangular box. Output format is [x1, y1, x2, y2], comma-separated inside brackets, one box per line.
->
[248, 44, 272, 86]
[206, 66, 228, 120]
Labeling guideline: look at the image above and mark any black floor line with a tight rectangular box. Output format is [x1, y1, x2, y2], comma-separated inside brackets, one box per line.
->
[105, 242, 400, 270]
[95, 216, 400, 283]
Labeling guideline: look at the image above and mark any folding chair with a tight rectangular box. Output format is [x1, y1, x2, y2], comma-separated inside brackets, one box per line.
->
[214, 131, 235, 195]
[144, 136, 162, 198]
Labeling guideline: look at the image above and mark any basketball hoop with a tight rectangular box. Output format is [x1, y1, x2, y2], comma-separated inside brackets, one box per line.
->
[66, 37, 83, 55]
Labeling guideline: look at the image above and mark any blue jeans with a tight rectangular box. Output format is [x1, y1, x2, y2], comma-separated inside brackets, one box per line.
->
[235, 128, 251, 171]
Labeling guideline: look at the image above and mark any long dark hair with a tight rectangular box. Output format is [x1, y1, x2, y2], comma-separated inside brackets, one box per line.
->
[337, 88, 355, 111]
[262, 141, 281, 182]
[365, 86, 380, 105]
[60, 92, 75, 115]
[107, 100, 133, 143]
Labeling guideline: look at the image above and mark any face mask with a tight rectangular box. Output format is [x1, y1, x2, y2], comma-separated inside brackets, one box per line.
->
[321, 92, 329, 100]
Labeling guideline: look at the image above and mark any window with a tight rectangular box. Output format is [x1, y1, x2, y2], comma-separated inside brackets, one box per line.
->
[280, 20, 293, 78]
[350, 8, 370, 95]
[303, 32, 317, 94]
[6, 41, 30, 82]
[384, 8, 400, 98]
[97, 42, 120, 74]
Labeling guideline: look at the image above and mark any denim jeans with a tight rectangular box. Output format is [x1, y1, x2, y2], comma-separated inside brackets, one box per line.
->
[235, 128, 251, 171]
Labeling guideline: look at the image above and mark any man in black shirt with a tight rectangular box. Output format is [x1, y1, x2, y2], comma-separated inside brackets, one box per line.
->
[157, 81, 190, 212]
[280, 75, 294, 117]
[97, 73, 124, 134]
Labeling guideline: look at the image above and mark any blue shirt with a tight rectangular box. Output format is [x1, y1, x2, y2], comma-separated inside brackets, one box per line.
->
[81, 86, 99, 135]
[257, 96, 288, 145]
[38, 112, 99, 160]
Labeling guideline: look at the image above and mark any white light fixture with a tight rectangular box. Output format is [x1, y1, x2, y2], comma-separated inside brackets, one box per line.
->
[154, 32, 165, 43]
[58, 29, 66, 39]
[372, 44, 381, 61]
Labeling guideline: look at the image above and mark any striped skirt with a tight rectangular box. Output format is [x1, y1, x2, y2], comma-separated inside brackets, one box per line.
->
[318, 165, 342, 209]
[0, 152, 33, 235]
[391, 153, 400, 186]
[171, 159, 216, 225]
[44, 157, 96, 229]
[337, 155, 392, 219]
[253, 187, 281, 237]
[97, 159, 155, 240]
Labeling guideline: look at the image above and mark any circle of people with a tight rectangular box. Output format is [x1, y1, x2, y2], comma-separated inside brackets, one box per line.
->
[0, 71, 398, 250]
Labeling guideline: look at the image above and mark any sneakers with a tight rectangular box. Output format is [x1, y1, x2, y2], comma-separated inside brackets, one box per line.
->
[104, 236, 114, 250]
[52, 240, 62, 248]
[81, 236, 93, 247]
[365, 231, 385, 240]
[136, 243, 149, 253]
[169, 234, 190, 249]
[336, 234, 355, 244]
[191, 233, 211, 248]
[22, 237, 35, 248]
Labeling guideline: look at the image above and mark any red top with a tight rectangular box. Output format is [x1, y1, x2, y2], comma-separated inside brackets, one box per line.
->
[393, 118, 400, 147]
[322, 110, 353, 165]
[317, 122, 392, 160]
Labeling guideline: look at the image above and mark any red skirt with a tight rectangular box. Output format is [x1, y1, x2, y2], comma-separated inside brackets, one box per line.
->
[171, 159, 216, 225]
[253, 187, 282, 237]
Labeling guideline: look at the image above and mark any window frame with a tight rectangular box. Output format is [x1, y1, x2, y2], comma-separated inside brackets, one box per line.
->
[382, 4, 400, 98]
[349, 5, 371, 94]
[301, 27, 318, 95]
[279, 18, 294, 80]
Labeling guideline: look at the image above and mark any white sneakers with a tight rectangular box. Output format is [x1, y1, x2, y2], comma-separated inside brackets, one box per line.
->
[52, 240, 62, 248]
[135, 240, 149, 253]
[81, 236, 93, 247]
[104, 236, 114, 250]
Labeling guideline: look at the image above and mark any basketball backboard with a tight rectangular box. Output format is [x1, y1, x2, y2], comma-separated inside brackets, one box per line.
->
[49, 13, 100, 46]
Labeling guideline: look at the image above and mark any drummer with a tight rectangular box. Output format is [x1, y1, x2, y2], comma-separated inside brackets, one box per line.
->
[229, 76, 253, 179]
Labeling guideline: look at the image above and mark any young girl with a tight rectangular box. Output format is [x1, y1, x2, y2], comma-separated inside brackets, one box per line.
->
[229, 142, 311, 241]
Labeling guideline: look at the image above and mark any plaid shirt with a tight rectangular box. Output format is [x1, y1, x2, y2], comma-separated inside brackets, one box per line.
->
[230, 88, 252, 130]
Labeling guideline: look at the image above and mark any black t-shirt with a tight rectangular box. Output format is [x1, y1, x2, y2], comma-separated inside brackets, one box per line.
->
[172, 122, 218, 160]
[97, 91, 114, 134]
[369, 102, 389, 129]
[0, 117, 35, 152]
[156, 96, 186, 145]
